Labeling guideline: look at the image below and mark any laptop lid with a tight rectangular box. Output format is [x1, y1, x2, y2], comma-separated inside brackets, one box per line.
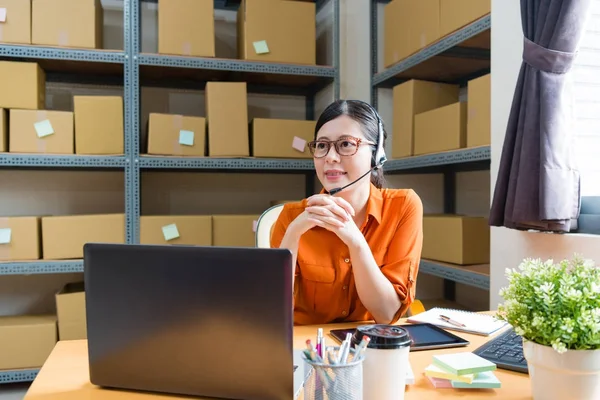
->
[84, 243, 295, 400]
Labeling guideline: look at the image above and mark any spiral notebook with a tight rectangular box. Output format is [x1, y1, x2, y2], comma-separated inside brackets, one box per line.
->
[406, 308, 508, 336]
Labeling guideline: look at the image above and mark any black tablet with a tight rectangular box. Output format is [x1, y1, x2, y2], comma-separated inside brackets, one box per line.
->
[329, 323, 470, 351]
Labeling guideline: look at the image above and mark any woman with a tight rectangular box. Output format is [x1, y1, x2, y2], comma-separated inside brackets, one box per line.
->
[271, 100, 423, 325]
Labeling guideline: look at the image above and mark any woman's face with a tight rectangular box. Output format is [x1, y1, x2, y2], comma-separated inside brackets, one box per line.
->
[312, 115, 374, 194]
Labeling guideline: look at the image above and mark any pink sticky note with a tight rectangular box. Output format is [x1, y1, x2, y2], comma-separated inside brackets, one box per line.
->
[0, 8, 6, 22]
[292, 136, 306, 152]
[252, 220, 258, 232]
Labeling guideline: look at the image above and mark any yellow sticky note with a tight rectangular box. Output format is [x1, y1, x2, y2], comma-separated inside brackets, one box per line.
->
[34, 120, 54, 138]
[179, 130, 195, 146]
[0, 228, 11, 244]
[253, 40, 270, 55]
[162, 224, 180, 241]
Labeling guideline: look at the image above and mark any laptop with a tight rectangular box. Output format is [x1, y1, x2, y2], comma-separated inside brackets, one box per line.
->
[83, 243, 306, 400]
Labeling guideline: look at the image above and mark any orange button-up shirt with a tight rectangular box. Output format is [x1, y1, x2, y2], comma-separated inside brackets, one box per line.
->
[271, 184, 423, 325]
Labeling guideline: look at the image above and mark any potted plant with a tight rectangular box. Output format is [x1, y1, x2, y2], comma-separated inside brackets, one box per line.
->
[497, 255, 600, 400]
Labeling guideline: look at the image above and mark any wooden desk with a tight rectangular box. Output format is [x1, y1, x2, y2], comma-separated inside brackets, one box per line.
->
[24, 321, 532, 399]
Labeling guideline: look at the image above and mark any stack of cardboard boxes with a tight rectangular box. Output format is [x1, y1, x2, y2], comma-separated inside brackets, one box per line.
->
[0, 60, 124, 155]
[384, 0, 490, 68]
[391, 74, 491, 158]
[158, 0, 316, 65]
[0, 0, 103, 49]
[147, 82, 317, 159]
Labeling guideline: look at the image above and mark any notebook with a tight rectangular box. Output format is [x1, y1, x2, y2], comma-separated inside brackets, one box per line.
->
[406, 307, 508, 336]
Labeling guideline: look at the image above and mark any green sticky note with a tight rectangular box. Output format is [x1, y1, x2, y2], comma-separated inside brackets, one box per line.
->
[253, 40, 270, 55]
[0, 228, 11, 244]
[34, 120, 54, 138]
[179, 130, 195, 146]
[162, 224, 180, 241]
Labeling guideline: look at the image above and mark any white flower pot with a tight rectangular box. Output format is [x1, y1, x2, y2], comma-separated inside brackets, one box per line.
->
[523, 340, 600, 400]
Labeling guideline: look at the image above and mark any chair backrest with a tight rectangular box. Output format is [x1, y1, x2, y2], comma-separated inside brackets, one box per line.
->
[255, 204, 285, 248]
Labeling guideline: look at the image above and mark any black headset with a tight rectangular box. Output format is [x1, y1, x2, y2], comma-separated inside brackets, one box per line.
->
[350, 100, 387, 170]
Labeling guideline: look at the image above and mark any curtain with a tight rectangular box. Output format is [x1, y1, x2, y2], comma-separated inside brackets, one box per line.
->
[489, 0, 592, 232]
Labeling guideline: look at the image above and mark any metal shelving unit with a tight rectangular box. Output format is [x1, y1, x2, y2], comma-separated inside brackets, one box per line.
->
[370, 1, 492, 296]
[0, 0, 340, 382]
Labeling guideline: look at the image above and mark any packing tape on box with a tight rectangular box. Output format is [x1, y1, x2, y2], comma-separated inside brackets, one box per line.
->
[172, 115, 184, 155]
[182, 42, 192, 56]
[0, 217, 12, 260]
[35, 111, 48, 153]
[58, 31, 69, 46]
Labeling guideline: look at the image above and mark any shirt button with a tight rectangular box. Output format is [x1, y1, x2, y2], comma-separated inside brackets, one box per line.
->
[344, 258, 350, 263]
[342, 285, 348, 290]
[341, 310, 348, 316]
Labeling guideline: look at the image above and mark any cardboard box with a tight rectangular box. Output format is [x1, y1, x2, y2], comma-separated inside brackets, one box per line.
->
[158, 0, 214, 57]
[422, 215, 490, 265]
[147, 113, 206, 157]
[9, 109, 74, 154]
[392, 80, 459, 158]
[0, 61, 45, 110]
[41, 214, 125, 259]
[212, 215, 260, 247]
[32, 0, 102, 49]
[0, 216, 41, 261]
[0, 315, 57, 370]
[467, 74, 491, 147]
[414, 102, 466, 155]
[74, 96, 124, 155]
[206, 82, 249, 157]
[251, 119, 315, 158]
[384, 0, 440, 68]
[55, 282, 86, 340]
[0, 108, 6, 152]
[440, 0, 491, 37]
[140, 215, 212, 246]
[0, 0, 32, 44]
[238, 0, 315, 65]
[9, 109, 73, 154]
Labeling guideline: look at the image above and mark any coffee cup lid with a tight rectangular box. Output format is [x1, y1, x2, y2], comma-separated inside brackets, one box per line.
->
[352, 324, 411, 349]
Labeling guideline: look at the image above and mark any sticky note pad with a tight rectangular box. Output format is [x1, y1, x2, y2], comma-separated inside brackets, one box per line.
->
[451, 371, 501, 389]
[162, 224, 180, 241]
[0, 228, 11, 244]
[0, 8, 7, 23]
[179, 130, 195, 146]
[34, 120, 54, 138]
[432, 352, 496, 376]
[292, 136, 307, 152]
[253, 40, 270, 55]
[252, 220, 258, 232]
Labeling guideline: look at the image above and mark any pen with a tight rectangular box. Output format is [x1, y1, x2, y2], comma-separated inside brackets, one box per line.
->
[440, 314, 467, 328]
[316, 328, 324, 358]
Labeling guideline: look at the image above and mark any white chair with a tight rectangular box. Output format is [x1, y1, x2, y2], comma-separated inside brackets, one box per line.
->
[255, 203, 285, 248]
[253, 202, 425, 316]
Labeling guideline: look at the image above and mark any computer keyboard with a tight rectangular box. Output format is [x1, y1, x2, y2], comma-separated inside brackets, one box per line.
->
[473, 327, 529, 374]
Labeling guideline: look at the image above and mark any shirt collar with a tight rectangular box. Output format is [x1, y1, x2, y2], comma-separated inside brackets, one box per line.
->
[319, 183, 383, 224]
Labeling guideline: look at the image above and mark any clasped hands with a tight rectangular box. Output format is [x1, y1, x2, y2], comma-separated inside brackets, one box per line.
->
[292, 194, 364, 248]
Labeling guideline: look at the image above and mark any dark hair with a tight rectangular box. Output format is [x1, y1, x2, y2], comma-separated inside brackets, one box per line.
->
[314, 99, 387, 188]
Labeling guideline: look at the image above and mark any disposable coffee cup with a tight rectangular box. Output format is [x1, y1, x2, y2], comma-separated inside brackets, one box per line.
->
[351, 324, 412, 400]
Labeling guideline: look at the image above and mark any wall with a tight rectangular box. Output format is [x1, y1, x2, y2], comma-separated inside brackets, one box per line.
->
[489, 0, 600, 308]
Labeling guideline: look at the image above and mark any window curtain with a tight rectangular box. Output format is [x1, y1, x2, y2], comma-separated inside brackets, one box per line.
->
[489, 0, 592, 232]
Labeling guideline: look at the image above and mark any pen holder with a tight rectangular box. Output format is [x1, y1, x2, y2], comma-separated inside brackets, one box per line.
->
[302, 347, 364, 400]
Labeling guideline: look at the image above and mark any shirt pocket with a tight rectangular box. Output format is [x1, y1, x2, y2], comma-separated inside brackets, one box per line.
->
[298, 263, 336, 313]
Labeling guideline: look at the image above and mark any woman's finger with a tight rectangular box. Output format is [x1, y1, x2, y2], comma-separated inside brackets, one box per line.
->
[306, 204, 349, 221]
[307, 213, 345, 228]
[329, 196, 355, 216]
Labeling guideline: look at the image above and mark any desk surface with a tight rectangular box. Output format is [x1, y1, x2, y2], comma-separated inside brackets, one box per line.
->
[24, 320, 532, 399]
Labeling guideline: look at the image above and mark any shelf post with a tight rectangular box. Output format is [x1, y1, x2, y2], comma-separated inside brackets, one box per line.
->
[124, 0, 141, 244]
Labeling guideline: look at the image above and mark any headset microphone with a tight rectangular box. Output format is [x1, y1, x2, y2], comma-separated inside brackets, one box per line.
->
[328, 100, 387, 196]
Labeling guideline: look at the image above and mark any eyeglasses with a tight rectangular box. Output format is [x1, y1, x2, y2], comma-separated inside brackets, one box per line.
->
[307, 136, 375, 158]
